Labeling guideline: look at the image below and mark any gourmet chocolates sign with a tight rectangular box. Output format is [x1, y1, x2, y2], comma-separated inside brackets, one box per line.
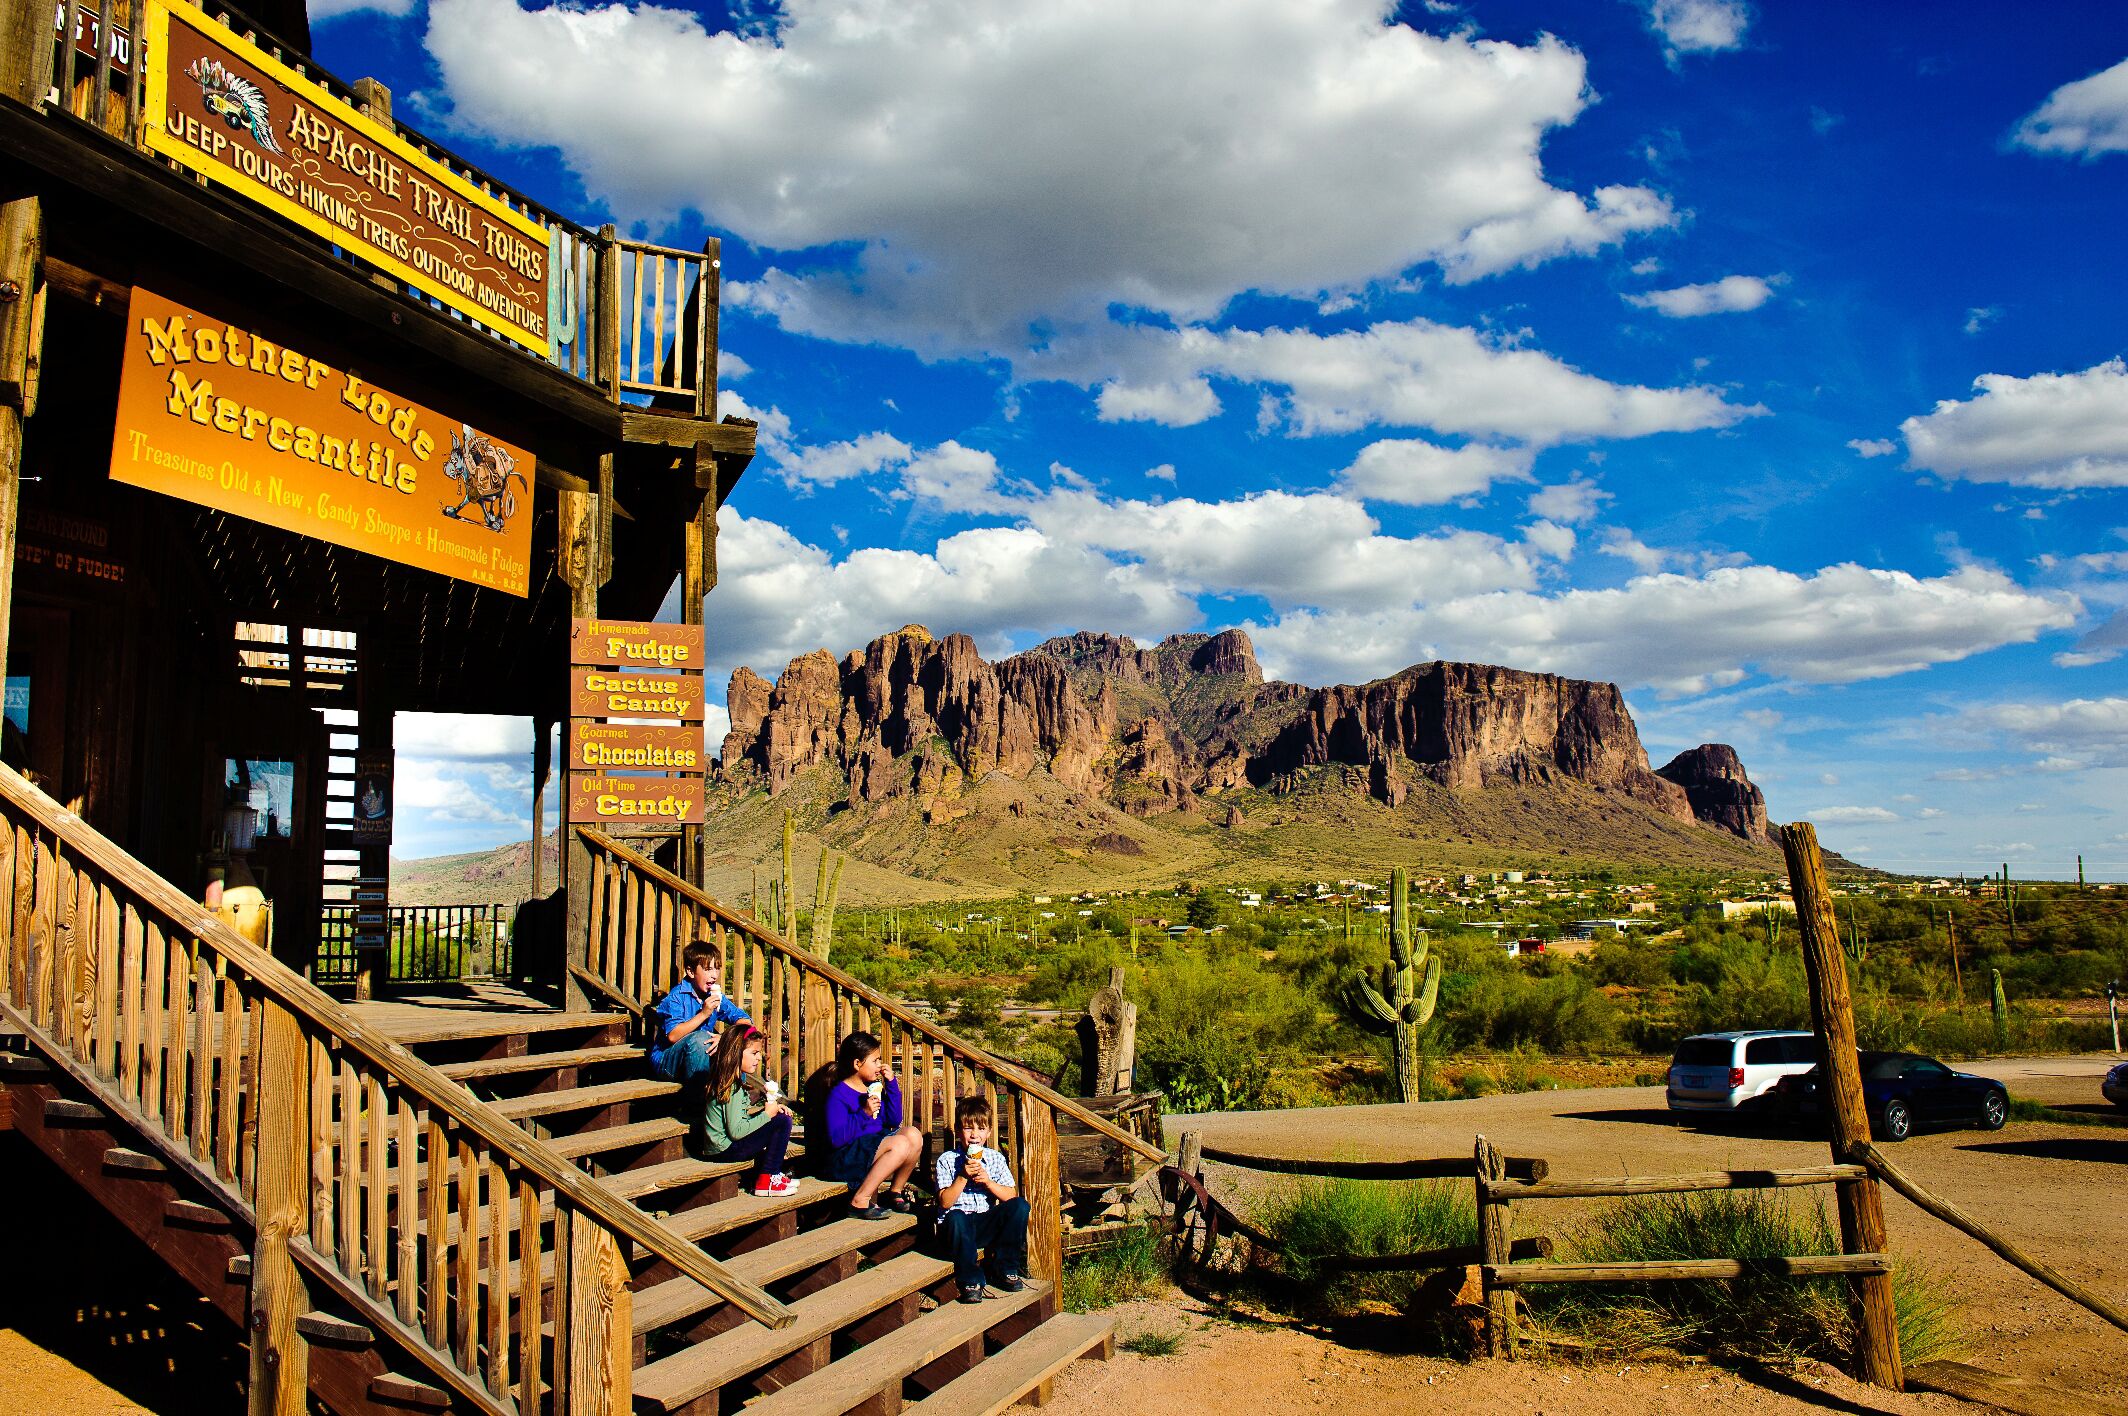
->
[139, 0, 551, 355]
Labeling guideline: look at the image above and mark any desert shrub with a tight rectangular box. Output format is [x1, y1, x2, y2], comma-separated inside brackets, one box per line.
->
[1024, 937, 1126, 1007]
[1062, 1224, 1170, 1311]
[1252, 1175, 1475, 1313]
[1450, 970, 1620, 1053]
[1527, 1189, 1962, 1365]
[1135, 951, 1315, 1112]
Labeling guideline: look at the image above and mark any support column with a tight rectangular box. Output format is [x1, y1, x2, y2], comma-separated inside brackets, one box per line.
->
[248, 999, 311, 1415]
[558, 457, 612, 1012]
[352, 635, 393, 999]
[0, 190, 43, 683]
[1783, 822, 1903, 1391]
[679, 453, 717, 891]
[531, 710, 553, 899]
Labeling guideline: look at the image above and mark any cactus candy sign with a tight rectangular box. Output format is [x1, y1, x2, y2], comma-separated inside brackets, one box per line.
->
[109, 286, 534, 595]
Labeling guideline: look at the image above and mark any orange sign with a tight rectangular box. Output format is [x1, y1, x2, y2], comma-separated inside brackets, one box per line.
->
[110, 286, 534, 596]
[569, 722, 703, 772]
[569, 667, 706, 721]
[568, 775, 706, 825]
[569, 618, 705, 669]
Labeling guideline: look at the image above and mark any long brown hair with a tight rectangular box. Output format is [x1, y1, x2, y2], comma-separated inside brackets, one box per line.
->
[704, 1025, 764, 1102]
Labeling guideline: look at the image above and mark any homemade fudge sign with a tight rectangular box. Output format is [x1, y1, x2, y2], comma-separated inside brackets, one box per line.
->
[109, 286, 534, 596]
[565, 617, 706, 826]
[138, 0, 552, 355]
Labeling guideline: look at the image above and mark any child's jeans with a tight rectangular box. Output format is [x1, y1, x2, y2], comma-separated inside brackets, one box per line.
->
[656, 1027, 721, 1083]
[939, 1196, 1030, 1288]
[707, 1111, 793, 1181]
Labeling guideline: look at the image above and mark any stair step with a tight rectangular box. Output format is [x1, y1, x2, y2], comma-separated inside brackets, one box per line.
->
[632, 1250, 954, 1414]
[368, 1372, 452, 1410]
[228, 1254, 253, 1281]
[0, 1052, 53, 1076]
[607, 1146, 809, 1202]
[492, 1178, 846, 1294]
[630, 1212, 918, 1337]
[904, 1313, 1115, 1416]
[166, 1198, 231, 1229]
[44, 1097, 103, 1121]
[436, 1044, 644, 1082]
[432, 1188, 556, 1247]
[491, 1077, 678, 1122]
[547, 1116, 686, 1162]
[741, 1280, 1052, 1416]
[103, 1146, 166, 1173]
[296, 1311, 376, 1346]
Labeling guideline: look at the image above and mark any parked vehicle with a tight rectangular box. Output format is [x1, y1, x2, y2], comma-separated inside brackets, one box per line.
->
[1771, 1051, 2008, 1141]
[1666, 1030, 1817, 1113]
[2104, 1060, 2128, 1109]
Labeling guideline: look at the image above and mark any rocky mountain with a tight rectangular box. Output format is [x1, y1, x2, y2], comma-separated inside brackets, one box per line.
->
[718, 626, 1770, 845]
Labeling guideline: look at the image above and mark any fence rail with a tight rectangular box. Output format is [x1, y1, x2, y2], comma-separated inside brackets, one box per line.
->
[317, 903, 515, 985]
[576, 827, 1166, 1282]
[0, 762, 792, 1416]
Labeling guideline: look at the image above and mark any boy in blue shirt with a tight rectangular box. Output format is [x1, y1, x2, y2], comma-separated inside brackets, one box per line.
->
[934, 1096, 1029, 1303]
[649, 940, 749, 1085]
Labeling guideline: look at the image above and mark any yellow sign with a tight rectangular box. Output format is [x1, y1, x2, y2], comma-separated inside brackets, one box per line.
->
[139, 0, 552, 355]
[110, 285, 535, 596]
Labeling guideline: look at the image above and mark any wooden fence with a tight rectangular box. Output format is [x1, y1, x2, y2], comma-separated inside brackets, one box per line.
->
[0, 762, 792, 1416]
[316, 903, 515, 985]
[574, 828, 1169, 1284]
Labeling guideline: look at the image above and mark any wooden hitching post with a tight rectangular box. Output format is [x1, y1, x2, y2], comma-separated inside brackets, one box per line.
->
[1474, 1134, 1515, 1357]
[1781, 821, 1903, 1390]
[248, 999, 311, 1416]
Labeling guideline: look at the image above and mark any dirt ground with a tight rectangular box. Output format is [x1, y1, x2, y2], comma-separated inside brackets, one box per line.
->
[1043, 1053, 2124, 1415]
[4, 1055, 2120, 1414]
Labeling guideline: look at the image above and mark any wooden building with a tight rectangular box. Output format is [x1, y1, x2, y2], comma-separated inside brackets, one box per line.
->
[0, 3, 1153, 1411]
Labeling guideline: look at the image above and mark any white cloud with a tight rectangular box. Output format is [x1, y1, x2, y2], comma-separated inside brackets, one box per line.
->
[1246, 563, 2080, 693]
[1144, 463, 1178, 483]
[2010, 56, 2128, 158]
[1961, 696, 2128, 766]
[1645, 0, 1751, 61]
[1337, 439, 1533, 506]
[1810, 806, 1899, 824]
[781, 431, 914, 487]
[1095, 378, 1221, 427]
[1847, 438, 1897, 458]
[1963, 306, 2000, 336]
[393, 759, 521, 826]
[313, 0, 415, 19]
[1527, 477, 1612, 525]
[1522, 520, 1578, 561]
[1599, 527, 1668, 573]
[395, 714, 534, 762]
[899, 441, 1008, 507]
[1624, 274, 1779, 318]
[1102, 318, 1757, 442]
[426, 0, 1673, 360]
[1901, 358, 2128, 488]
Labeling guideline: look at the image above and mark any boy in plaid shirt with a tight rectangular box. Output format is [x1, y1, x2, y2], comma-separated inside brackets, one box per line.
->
[933, 1096, 1029, 1303]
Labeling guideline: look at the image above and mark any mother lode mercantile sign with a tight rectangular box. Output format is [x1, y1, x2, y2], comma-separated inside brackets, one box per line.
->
[109, 285, 535, 596]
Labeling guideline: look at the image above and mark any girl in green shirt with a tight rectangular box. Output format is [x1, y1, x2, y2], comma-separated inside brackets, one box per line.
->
[698, 1025, 798, 1196]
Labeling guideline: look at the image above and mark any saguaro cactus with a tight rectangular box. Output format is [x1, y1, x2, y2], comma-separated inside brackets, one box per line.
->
[810, 849, 845, 960]
[1343, 866, 1442, 1102]
[1991, 968, 2008, 1048]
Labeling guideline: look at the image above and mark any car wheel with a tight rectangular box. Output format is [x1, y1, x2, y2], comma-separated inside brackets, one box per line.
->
[1980, 1089, 2008, 1130]
[1879, 1098, 1912, 1142]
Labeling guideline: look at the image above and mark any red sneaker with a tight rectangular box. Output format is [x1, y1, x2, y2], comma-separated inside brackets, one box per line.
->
[753, 1174, 800, 1197]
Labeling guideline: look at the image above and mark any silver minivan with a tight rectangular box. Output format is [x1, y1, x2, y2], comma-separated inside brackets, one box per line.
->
[1667, 1030, 1817, 1112]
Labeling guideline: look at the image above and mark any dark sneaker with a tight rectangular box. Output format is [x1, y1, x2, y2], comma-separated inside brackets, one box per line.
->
[849, 1201, 892, 1221]
[884, 1187, 918, 1212]
[995, 1272, 1025, 1293]
[958, 1283, 986, 1305]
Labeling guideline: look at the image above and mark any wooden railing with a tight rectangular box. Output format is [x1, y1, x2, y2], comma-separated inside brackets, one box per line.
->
[30, 1, 712, 409]
[0, 763, 792, 1415]
[317, 902, 515, 985]
[575, 828, 1169, 1281]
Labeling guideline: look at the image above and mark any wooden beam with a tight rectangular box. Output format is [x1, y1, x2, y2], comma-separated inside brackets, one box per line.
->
[1486, 1253, 1891, 1287]
[1783, 821, 1904, 1391]
[1198, 1144, 1547, 1183]
[1500, 1164, 1862, 1200]
[1019, 1088, 1063, 1283]
[618, 406, 757, 454]
[247, 1000, 309, 1416]
[0, 192, 39, 686]
[567, 1210, 633, 1416]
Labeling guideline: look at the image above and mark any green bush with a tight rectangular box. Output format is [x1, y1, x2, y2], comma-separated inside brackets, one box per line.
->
[1252, 1175, 1475, 1313]
[1061, 1224, 1169, 1311]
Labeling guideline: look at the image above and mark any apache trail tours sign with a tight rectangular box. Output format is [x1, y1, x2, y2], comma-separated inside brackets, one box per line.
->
[110, 286, 535, 596]
[139, 0, 552, 355]
[567, 620, 707, 826]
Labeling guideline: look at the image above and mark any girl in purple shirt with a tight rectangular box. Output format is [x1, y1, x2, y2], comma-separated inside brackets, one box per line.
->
[824, 1030, 925, 1220]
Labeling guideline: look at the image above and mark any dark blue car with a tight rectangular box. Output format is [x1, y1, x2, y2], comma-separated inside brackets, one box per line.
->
[1770, 1050, 2009, 1141]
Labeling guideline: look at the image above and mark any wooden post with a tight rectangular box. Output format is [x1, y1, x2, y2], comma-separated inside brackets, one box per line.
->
[1474, 1134, 1514, 1357]
[248, 1000, 310, 1416]
[679, 480, 715, 890]
[567, 1214, 633, 1416]
[1176, 1130, 1202, 1179]
[0, 188, 42, 683]
[1782, 822, 1903, 1390]
[531, 711, 553, 902]
[558, 458, 612, 1010]
[1017, 1089, 1063, 1282]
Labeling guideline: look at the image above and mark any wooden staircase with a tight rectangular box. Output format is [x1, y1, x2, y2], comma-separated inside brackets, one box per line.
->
[0, 763, 1145, 1415]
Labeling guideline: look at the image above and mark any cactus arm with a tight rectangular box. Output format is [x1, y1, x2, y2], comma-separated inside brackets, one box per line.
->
[1346, 975, 1399, 1030]
[1402, 954, 1441, 1026]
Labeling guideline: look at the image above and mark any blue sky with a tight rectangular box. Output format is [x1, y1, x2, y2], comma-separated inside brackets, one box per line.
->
[349, 0, 2128, 879]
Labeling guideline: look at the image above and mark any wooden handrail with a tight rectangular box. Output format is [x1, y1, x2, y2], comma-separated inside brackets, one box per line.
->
[1498, 1164, 1865, 1200]
[1198, 1142, 1549, 1183]
[576, 827, 1167, 1166]
[0, 762, 794, 1332]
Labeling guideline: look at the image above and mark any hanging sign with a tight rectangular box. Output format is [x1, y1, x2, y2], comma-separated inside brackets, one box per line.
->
[351, 750, 392, 845]
[569, 618, 705, 669]
[568, 775, 706, 825]
[139, 0, 551, 355]
[110, 286, 535, 595]
[569, 666, 706, 720]
[569, 722, 703, 772]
